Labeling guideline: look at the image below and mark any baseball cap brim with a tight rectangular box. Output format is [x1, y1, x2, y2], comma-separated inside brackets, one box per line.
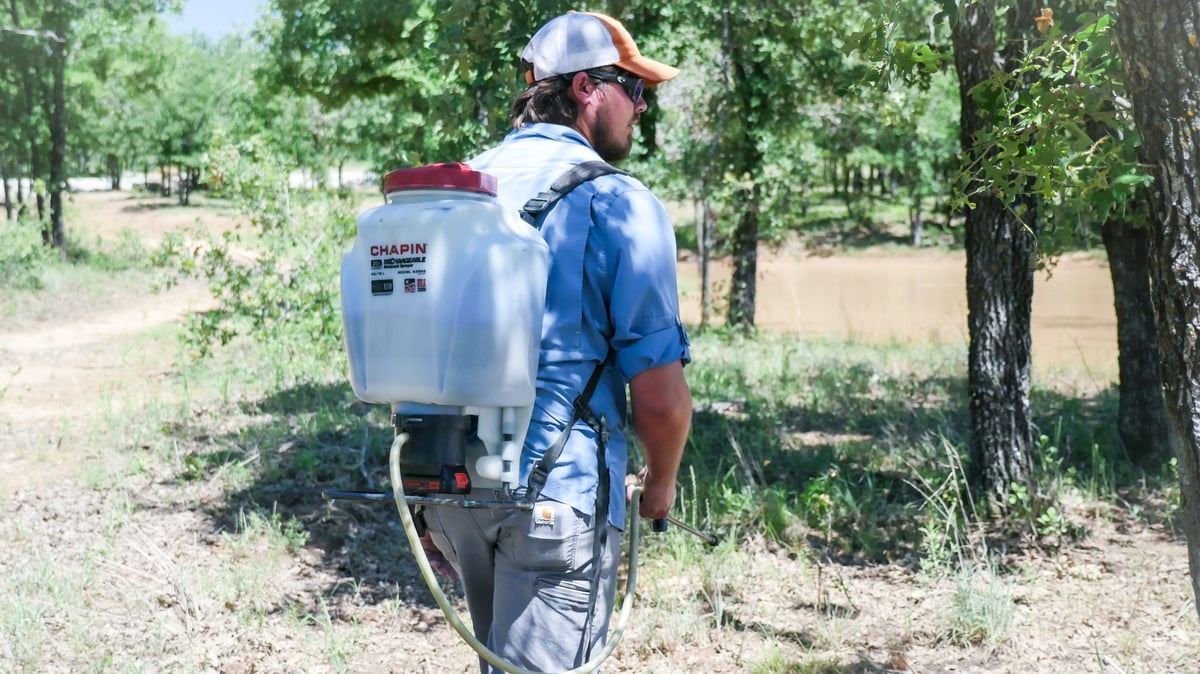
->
[615, 55, 680, 86]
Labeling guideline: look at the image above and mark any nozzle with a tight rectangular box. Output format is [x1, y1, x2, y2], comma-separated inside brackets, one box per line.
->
[652, 514, 721, 547]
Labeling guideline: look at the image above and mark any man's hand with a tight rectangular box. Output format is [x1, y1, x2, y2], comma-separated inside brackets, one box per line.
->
[626, 467, 677, 520]
[419, 531, 459, 581]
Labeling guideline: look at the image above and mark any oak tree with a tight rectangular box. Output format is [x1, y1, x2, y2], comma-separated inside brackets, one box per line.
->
[1112, 0, 1200, 619]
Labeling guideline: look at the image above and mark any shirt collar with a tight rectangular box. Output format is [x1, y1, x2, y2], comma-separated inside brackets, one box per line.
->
[509, 122, 593, 149]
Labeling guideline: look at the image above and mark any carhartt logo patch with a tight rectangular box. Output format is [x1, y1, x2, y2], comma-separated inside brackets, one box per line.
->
[534, 506, 555, 528]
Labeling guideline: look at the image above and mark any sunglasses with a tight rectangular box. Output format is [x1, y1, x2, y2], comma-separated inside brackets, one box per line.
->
[585, 69, 644, 102]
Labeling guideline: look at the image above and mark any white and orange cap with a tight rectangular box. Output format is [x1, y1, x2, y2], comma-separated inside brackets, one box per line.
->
[522, 11, 680, 86]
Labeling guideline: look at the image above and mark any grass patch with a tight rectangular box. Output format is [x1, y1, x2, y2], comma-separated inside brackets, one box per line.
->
[208, 508, 310, 623]
[1, 208, 163, 329]
[938, 564, 1015, 648]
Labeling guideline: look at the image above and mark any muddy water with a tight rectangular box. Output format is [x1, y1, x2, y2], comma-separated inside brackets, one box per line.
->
[677, 251, 1118, 382]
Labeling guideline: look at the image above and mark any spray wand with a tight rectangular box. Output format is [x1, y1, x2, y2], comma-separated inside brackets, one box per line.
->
[323, 481, 721, 547]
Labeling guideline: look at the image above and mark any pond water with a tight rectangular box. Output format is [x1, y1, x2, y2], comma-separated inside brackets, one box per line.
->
[677, 250, 1118, 384]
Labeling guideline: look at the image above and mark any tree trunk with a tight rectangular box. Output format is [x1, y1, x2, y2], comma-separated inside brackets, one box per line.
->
[179, 167, 190, 206]
[2, 155, 12, 220]
[107, 153, 121, 190]
[35, 180, 45, 238]
[1113, 0, 1200, 621]
[725, 53, 766, 331]
[1102, 216, 1171, 465]
[48, 0, 67, 251]
[952, 0, 1037, 513]
[693, 195, 714, 328]
[16, 162, 27, 218]
[911, 192, 924, 247]
[10, 13, 46, 237]
[727, 188, 759, 329]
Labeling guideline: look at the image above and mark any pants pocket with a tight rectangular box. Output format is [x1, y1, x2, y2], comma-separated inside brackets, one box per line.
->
[506, 500, 587, 572]
[533, 574, 592, 616]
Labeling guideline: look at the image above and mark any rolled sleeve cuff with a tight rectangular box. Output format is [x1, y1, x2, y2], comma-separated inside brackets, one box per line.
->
[616, 318, 691, 380]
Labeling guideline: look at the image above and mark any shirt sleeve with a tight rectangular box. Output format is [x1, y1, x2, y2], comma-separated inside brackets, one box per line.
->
[593, 184, 692, 380]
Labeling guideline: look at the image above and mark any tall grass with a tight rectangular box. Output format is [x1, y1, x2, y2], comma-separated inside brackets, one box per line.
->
[668, 328, 1167, 565]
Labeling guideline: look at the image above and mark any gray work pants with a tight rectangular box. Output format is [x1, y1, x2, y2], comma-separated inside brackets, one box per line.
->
[424, 490, 621, 674]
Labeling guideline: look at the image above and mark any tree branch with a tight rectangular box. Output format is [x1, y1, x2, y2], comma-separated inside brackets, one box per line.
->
[0, 25, 65, 42]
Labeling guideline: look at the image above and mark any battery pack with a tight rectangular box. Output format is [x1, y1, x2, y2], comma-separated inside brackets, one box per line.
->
[394, 414, 478, 495]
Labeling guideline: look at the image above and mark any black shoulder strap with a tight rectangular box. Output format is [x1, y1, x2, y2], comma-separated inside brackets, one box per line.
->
[526, 350, 614, 503]
[520, 160, 629, 226]
[521, 161, 627, 502]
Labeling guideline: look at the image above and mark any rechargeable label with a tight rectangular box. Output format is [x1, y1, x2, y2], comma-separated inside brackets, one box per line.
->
[368, 241, 428, 295]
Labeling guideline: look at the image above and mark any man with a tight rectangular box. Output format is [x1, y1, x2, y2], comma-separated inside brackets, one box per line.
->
[421, 11, 692, 673]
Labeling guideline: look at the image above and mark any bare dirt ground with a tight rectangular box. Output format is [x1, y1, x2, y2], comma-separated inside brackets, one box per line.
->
[0, 190, 1197, 673]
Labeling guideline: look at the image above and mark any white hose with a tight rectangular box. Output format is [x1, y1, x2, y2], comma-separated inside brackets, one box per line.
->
[390, 432, 644, 674]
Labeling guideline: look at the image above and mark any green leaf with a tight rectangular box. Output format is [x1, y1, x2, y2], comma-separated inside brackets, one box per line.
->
[1113, 173, 1151, 186]
[912, 44, 948, 71]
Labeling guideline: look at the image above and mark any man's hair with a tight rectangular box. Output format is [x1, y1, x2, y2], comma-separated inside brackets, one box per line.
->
[509, 64, 621, 129]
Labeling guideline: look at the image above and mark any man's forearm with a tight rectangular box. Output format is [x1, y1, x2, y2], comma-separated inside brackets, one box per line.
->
[628, 360, 692, 517]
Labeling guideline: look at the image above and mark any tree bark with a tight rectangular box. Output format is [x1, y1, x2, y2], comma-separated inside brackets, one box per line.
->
[1113, 0, 1200, 621]
[911, 193, 924, 247]
[48, 0, 67, 251]
[951, 0, 1037, 512]
[693, 196, 714, 328]
[727, 188, 759, 328]
[9, 0, 46, 236]
[107, 153, 121, 190]
[2, 154, 12, 220]
[725, 55, 765, 330]
[1102, 216, 1171, 464]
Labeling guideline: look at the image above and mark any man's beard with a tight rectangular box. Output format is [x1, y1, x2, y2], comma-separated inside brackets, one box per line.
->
[591, 117, 632, 162]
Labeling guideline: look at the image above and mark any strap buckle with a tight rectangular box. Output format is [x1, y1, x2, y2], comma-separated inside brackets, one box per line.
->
[520, 193, 554, 224]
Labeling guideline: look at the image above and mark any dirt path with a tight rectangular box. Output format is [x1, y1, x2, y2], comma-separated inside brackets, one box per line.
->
[0, 194, 218, 493]
[0, 282, 210, 416]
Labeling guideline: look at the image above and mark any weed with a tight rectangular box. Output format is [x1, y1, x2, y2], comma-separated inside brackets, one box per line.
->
[939, 564, 1014, 648]
[247, 508, 310, 553]
[909, 435, 983, 577]
[312, 595, 361, 673]
[209, 508, 308, 621]
[748, 648, 845, 673]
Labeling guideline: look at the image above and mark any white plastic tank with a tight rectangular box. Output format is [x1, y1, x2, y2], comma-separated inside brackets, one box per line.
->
[341, 163, 549, 407]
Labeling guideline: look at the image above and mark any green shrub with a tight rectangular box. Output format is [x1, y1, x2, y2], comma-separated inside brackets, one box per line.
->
[0, 216, 49, 290]
[155, 134, 358, 361]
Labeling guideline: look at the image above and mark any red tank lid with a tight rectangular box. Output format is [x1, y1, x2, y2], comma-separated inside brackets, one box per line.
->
[383, 162, 497, 196]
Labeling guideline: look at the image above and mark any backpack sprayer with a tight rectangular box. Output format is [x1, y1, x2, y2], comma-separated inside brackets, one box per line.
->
[329, 162, 716, 674]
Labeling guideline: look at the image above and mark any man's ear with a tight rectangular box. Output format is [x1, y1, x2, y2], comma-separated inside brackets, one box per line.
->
[567, 71, 598, 105]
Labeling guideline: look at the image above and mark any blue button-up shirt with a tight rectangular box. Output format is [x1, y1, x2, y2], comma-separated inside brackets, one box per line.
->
[469, 123, 691, 528]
